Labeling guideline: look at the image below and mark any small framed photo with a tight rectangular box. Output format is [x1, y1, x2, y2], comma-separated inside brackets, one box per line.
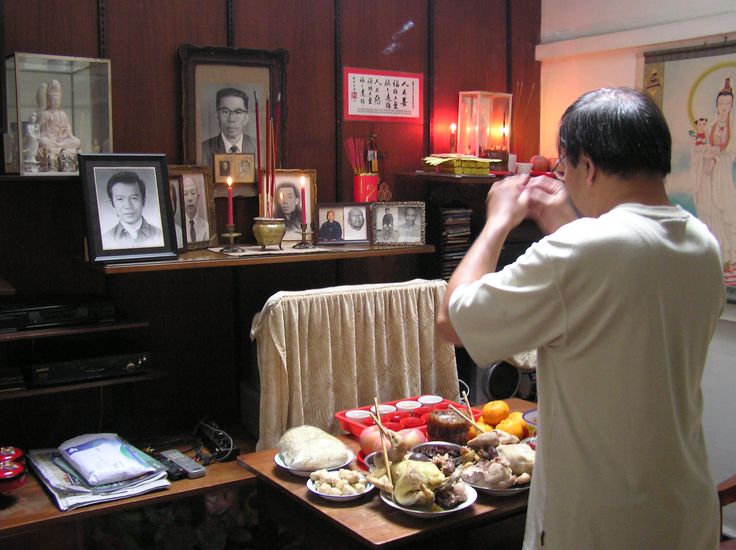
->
[80, 154, 178, 263]
[261, 169, 317, 241]
[371, 201, 426, 245]
[316, 203, 370, 245]
[167, 174, 187, 251]
[213, 153, 256, 184]
[168, 164, 218, 250]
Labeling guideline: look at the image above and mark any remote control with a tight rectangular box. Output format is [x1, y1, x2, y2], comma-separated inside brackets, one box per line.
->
[155, 454, 186, 481]
[160, 449, 206, 479]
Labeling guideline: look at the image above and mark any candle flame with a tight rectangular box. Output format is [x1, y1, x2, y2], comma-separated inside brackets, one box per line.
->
[450, 123, 457, 134]
[227, 176, 233, 186]
[300, 176, 305, 188]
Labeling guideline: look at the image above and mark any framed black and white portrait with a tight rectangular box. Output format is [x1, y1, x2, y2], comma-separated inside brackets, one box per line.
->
[262, 169, 317, 242]
[316, 203, 370, 245]
[371, 201, 426, 246]
[179, 44, 288, 174]
[168, 164, 217, 250]
[80, 154, 177, 263]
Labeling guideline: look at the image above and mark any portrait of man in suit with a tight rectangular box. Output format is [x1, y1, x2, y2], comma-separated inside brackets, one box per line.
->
[200, 87, 255, 168]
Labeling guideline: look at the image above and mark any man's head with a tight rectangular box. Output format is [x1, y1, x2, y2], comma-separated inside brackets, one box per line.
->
[385, 208, 391, 214]
[182, 175, 200, 219]
[557, 87, 671, 180]
[348, 208, 364, 230]
[326, 210, 335, 222]
[215, 88, 249, 141]
[107, 171, 146, 225]
[403, 207, 418, 226]
[278, 183, 299, 215]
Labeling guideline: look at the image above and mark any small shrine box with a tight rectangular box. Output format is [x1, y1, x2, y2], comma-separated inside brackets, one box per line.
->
[457, 91, 512, 158]
[3, 53, 112, 175]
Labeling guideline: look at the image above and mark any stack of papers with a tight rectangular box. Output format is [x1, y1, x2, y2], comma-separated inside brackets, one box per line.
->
[27, 436, 170, 511]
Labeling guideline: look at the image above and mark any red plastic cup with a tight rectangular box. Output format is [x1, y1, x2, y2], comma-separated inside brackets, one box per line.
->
[400, 417, 424, 429]
[433, 402, 450, 411]
[420, 413, 430, 424]
[382, 421, 401, 432]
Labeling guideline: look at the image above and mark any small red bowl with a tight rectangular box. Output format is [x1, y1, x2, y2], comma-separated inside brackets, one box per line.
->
[412, 406, 432, 417]
[433, 402, 450, 410]
[420, 413, 430, 424]
[400, 417, 424, 429]
[382, 421, 402, 432]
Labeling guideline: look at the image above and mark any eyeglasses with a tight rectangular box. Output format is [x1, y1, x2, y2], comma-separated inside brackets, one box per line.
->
[218, 108, 247, 118]
[552, 155, 566, 181]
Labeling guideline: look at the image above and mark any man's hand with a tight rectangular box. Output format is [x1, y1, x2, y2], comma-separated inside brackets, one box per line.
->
[526, 176, 578, 234]
[486, 174, 532, 229]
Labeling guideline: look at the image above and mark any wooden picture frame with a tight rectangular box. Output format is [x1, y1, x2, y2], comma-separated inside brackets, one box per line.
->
[261, 169, 317, 241]
[167, 174, 187, 251]
[80, 154, 177, 263]
[316, 202, 370, 245]
[370, 201, 426, 246]
[179, 44, 288, 175]
[167, 164, 218, 250]
[213, 153, 256, 184]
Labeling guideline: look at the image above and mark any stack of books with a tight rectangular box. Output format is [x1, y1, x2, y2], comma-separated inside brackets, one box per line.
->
[27, 434, 170, 511]
[440, 208, 473, 279]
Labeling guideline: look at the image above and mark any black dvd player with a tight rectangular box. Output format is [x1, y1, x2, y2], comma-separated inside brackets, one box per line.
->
[0, 300, 115, 332]
[24, 351, 150, 387]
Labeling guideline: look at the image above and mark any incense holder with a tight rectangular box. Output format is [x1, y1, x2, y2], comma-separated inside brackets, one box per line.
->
[252, 217, 286, 250]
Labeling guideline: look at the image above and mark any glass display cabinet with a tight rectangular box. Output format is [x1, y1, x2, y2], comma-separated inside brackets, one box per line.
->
[457, 91, 512, 158]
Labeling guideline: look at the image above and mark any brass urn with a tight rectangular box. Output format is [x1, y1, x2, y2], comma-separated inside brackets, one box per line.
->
[252, 217, 286, 250]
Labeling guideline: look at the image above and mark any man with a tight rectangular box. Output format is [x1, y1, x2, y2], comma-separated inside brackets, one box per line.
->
[103, 171, 163, 249]
[437, 88, 723, 549]
[319, 210, 342, 241]
[347, 207, 365, 231]
[201, 88, 255, 165]
[275, 182, 302, 232]
[398, 206, 421, 241]
[182, 175, 209, 243]
[381, 207, 394, 240]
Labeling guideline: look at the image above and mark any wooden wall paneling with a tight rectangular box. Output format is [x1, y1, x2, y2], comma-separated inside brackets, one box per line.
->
[509, 0, 541, 164]
[106, 0, 227, 161]
[339, 0, 427, 199]
[3, 0, 98, 57]
[432, 0, 508, 156]
[234, 0, 336, 202]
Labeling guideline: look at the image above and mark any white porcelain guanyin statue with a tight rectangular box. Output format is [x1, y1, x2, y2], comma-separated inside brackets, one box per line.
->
[36, 80, 80, 170]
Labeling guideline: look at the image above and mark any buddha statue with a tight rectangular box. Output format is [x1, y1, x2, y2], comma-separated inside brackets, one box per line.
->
[36, 80, 81, 171]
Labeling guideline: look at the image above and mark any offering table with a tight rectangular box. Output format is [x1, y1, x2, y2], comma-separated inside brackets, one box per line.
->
[239, 398, 535, 549]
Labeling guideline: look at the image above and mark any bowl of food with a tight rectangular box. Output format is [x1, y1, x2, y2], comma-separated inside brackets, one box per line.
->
[522, 409, 538, 437]
[307, 468, 374, 501]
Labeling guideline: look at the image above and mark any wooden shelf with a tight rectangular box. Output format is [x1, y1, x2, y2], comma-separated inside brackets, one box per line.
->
[0, 370, 167, 401]
[0, 174, 78, 183]
[0, 319, 149, 343]
[398, 170, 507, 185]
[99, 244, 435, 274]
[0, 455, 254, 538]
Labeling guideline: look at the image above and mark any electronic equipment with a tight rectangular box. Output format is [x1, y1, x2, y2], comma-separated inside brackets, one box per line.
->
[0, 300, 115, 332]
[195, 419, 239, 462]
[465, 360, 537, 405]
[160, 449, 206, 479]
[23, 351, 150, 387]
[154, 454, 186, 481]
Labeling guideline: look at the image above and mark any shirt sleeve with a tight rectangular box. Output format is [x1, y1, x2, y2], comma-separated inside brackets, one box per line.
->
[448, 227, 576, 367]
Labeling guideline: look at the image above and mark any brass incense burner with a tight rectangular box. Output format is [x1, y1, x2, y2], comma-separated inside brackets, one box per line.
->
[252, 217, 286, 250]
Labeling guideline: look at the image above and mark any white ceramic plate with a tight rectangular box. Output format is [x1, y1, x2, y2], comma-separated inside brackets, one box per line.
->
[379, 483, 477, 518]
[273, 451, 354, 477]
[462, 478, 530, 497]
[306, 478, 375, 501]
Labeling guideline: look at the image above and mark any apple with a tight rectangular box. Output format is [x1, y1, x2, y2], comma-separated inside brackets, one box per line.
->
[530, 155, 550, 172]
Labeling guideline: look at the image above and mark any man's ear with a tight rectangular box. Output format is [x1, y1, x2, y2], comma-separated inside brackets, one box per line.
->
[582, 154, 597, 187]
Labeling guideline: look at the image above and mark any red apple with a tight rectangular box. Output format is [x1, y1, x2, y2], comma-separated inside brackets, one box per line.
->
[530, 155, 550, 172]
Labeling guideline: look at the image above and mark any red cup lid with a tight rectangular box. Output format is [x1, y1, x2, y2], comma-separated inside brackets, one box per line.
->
[0, 446, 23, 463]
[0, 460, 24, 480]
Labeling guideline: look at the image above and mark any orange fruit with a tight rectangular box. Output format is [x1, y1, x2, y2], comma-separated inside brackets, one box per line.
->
[508, 411, 524, 421]
[468, 419, 491, 439]
[482, 400, 510, 426]
[496, 418, 526, 439]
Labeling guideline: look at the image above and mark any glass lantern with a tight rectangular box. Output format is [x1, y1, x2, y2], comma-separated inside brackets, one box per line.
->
[457, 91, 512, 158]
[3, 52, 112, 175]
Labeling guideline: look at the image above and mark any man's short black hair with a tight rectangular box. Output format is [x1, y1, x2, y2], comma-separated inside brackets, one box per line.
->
[107, 171, 146, 202]
[216, 88, 249, 112]
[557, 87, 671, 178]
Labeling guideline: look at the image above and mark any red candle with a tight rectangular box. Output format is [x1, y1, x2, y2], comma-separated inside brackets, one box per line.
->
[227, 177, 234, 225]
[300, 176, 307, 225]
[254, 92, 261, 198]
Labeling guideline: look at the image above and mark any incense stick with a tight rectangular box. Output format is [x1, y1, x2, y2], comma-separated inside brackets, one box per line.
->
[373, 397, 393, 489]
